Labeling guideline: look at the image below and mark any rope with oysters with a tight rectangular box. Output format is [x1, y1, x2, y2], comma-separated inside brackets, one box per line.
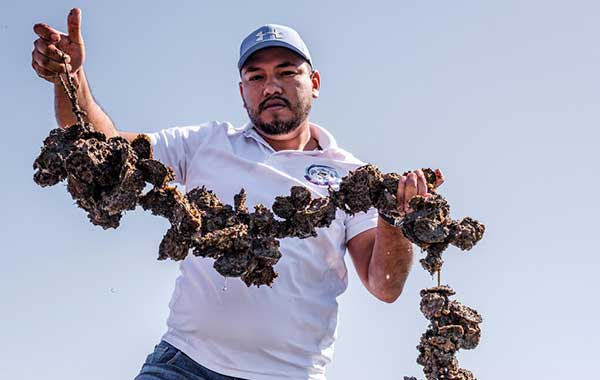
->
[34, 57, 485, 379]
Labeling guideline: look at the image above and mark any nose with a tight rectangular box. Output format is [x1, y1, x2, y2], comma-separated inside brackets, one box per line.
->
[262, 75, 283, 97]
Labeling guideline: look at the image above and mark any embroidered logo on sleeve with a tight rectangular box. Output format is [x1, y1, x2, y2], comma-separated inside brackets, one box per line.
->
[304, 164, 341, 187]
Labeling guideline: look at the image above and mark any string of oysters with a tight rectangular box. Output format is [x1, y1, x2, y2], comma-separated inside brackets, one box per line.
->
[33, 56, 485, 379]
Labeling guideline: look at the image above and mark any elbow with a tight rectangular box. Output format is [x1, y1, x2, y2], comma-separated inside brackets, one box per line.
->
[373, 287, 404, 304]
[368, 273, 408, 304]
[378, 293, 400, 304]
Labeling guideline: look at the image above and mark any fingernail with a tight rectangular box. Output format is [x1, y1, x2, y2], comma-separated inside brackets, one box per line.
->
[50, 34, 59, 42]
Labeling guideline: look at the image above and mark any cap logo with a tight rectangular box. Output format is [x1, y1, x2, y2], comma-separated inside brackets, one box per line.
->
[255, 29, 283, 41]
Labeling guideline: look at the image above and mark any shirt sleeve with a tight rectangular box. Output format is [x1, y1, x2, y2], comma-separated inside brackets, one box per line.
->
[344, 206, 378, 243]
[145, 124, 213, 185]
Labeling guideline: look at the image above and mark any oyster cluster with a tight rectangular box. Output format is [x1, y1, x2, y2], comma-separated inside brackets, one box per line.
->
[330, 164, 485, 275]
[33, 123, 158, 228]
[402, 196, 485, 275]
[416, 286, 482, 380]
[33, 122, 342, 286]
[318, 156, 486, 380]
[34, 128, 483, 288]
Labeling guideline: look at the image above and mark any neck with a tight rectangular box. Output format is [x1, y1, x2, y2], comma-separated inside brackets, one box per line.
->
[254, 120, 319, 152]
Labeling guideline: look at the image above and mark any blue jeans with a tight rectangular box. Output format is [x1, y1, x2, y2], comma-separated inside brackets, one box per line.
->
[135, 341, 248, 380]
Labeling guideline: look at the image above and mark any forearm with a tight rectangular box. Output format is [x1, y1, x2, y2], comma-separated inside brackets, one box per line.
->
[54, 69, 118, 138]
[368, 216, 414, 303]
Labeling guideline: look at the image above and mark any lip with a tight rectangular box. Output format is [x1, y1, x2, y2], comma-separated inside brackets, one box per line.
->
[261, 97, 289, 111]
[264, 104, 287, 110]
[262, 102, 288, 111]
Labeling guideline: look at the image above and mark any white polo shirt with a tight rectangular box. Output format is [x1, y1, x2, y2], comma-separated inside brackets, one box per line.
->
[147, 121, 378, 380]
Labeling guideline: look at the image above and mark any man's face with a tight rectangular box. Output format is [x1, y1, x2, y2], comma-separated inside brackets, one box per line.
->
[239, 47, 320, 136]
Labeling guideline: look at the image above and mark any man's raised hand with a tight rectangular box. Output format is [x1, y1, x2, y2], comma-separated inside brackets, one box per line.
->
[396, 169, 445, 214]
[32, 8, 85, 84]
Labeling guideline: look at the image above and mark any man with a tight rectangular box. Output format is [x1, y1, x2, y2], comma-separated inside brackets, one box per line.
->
[32, 8, 443, 380]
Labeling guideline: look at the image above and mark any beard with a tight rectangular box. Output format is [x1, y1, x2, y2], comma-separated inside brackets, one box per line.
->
[245, 95, 311, 135]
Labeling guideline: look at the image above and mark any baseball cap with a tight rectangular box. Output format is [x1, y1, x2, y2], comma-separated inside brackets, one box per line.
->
[238, 24, 312, 71]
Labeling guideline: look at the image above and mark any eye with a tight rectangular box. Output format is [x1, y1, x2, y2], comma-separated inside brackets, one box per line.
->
[281, 71, 295, 76]
[248, 75, 263, 81]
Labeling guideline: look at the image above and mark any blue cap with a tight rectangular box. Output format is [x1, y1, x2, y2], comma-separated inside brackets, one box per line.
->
[238, 24, 312, 70]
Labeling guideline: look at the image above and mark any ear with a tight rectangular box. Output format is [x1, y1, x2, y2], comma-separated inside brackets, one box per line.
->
[310, 69, 321, 99]
[239, 81, 247, 109]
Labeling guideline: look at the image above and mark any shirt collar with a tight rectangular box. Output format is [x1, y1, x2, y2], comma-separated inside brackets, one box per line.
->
[238, 121, 338, 152]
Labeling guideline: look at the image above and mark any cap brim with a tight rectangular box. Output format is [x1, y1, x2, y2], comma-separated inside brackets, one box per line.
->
[238, 40, 311, 71]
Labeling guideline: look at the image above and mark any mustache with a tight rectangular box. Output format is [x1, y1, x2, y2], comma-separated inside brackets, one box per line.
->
[259, 96, 290, 112]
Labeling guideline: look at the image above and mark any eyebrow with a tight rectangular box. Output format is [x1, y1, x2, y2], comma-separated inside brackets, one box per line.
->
[243, 61, 298, 73]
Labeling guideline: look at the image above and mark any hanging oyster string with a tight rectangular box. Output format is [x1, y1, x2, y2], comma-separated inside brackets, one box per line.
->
[407, 286, 483, 380]
[33, 122, 483, 287]
[34, 54, 485, 379]
[34, 55, 484, 287]
[56, 50, 86, 125]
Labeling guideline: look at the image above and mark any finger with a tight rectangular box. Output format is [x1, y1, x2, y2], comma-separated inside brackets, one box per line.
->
[434, 168, 445, 188]
[32, 49, 72, 74]
[404, 172, 418, 213]
[67, 8, 84, 45]
[32, 60, 59, 82]
[396, 175, 407, 216]
[34, 38, 71, 63]
[415, 169, 428, 196]
[33, 23, 62, 43]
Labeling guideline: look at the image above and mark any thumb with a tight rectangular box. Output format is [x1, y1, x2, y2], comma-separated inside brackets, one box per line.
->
[67, 8, 84, 44]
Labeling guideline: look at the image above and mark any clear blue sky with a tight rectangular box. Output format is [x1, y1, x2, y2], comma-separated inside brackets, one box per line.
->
[1, 1, 598, 379]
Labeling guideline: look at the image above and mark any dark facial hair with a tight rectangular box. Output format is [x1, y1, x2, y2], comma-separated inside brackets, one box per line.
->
[245, 95, 311, 135]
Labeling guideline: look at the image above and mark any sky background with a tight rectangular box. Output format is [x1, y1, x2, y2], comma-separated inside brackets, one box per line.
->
[1, 0, 599, 379]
